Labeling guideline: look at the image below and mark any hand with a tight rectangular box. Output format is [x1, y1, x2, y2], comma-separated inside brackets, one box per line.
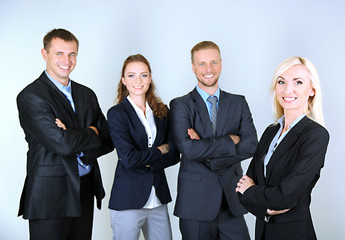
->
[236, 175, 255, 194]
[55, 118, 66, 130]
[188, 128, 200, 140]
[89, 126, 99, 135]
[267, 208, 290, 216]
[157, 144, 170, 154]
[230, 135, 240, 144]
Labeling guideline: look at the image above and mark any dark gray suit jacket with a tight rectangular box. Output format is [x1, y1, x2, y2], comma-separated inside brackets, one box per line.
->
[170, 88, 257, 221]
[17, 71, 114, 219]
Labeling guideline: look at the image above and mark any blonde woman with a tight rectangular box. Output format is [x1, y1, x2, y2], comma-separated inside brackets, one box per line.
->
[236, 57, 329, 240]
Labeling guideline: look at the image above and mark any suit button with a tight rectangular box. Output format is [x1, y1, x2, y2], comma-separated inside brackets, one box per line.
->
[206, 159, 210, 162]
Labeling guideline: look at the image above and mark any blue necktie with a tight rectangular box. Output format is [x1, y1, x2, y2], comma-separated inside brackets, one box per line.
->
[61, 85, 75, 112]
[207, 96, 218, 136]
[61, 85, 91, 176]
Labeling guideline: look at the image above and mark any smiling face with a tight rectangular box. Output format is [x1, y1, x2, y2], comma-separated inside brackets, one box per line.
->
[122, 61, 151, 99]
[275, 64, 315, 117]
[41, 38, 78, 86]
[192, 48, 222, 94]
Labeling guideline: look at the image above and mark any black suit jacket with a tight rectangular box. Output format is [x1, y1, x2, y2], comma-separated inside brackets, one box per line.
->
[107, 98, 180, 210]
[170, 88, 257, 221]
[239, 117, 329, 240]
[17, 72, 114, 220]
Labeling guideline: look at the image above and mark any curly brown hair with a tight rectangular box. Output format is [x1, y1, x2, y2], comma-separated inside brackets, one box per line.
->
[115, 54, 168, 118]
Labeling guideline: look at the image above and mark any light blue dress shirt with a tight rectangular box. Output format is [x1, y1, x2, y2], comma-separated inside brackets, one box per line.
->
[45, 71, 91, 176]
[263, 114, 306, 177]
[196, 85, 220, 121]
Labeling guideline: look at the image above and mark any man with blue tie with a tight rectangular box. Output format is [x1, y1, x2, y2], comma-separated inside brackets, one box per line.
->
[16, 28, 113, 240]
[170, 41, 258, 239]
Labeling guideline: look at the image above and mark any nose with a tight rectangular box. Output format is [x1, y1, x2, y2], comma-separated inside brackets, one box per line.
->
[206, 63, 214, 72]
[136, 76, 143, 83]
[284, 82, 294, 94]
[63, 55, 72, 65]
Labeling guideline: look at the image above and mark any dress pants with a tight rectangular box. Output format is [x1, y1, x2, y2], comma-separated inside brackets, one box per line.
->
[179, 194, 250, 240]
[110, 204, 172, 240]
[29, 173, 94, 240]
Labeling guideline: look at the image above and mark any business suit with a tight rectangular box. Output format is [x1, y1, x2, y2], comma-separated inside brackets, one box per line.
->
[17, 72, 113, 237]
[170, 88, 257, 239]
[239, 116, 329, 240]
[107, 97, 180, 239]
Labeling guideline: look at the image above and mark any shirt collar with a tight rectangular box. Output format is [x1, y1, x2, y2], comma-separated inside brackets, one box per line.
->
[196, 85, 220, 102]
[45, 70, 71, 91]
[278, 113, 306, 129]
[127, 96, 152, 115]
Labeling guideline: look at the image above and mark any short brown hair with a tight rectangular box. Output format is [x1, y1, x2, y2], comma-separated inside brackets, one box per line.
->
[43, 28, 79, 52]
[191, 41, 221, 62]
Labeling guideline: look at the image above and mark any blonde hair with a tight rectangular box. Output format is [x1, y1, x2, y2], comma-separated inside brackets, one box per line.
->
[270, 56, 324, 125]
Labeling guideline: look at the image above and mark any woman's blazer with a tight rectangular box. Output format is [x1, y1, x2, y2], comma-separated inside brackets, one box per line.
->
[239, 116, 329, 239]
[107, 98, 180, 210]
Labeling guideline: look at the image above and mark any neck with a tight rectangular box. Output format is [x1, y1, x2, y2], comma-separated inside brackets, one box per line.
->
[46, 70, 69, 86]
[283, 110, 305, 130]
[129, 94, 146, 111]
[198, 83, 218, 96]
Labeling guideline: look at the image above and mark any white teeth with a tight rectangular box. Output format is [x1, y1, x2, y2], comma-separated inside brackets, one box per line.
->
[204, 74, 214, 78]
[60, 66, 69, 70]
[284, 97, 296, 101]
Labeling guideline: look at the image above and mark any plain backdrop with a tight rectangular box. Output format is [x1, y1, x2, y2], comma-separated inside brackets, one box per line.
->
[1, 0, 344, 239]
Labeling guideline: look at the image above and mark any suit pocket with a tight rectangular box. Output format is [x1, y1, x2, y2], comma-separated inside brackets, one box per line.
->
[178, 171, 202, 181]
[36, 165, 67, 176]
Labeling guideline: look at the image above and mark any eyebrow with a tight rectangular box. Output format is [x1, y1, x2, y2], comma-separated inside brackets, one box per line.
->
[127, 72, 149, 74]
[277, 76, 304, 81]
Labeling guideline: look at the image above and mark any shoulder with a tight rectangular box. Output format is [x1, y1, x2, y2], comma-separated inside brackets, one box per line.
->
[17, 76, 49, 104]
[71, 80, 96, 97]
[300, 117, 329, 140]
[220, 90, 245, 102]
[169, 90, 194, 108]
[107, 100, 128, 118]
[170, 90, 193, 103]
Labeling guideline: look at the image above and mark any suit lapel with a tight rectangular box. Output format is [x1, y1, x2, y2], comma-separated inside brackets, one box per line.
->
[122, 98, 148, 145]
[191, 88, 213, 135]
[265, 117, 308, 181]
[257, 125, 280, 183]
[216, 91, 230, 136]
[39, 72, 76, 118]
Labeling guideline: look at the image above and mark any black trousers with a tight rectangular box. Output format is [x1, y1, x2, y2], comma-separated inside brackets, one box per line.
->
[180, 194, 250, 240]
[29, 174, 94, 240]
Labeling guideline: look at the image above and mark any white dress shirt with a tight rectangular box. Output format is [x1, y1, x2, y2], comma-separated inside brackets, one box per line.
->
[127, 96, 162, 209]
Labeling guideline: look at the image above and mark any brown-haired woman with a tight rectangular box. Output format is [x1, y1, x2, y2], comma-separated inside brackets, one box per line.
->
[107, 54, 180, 240]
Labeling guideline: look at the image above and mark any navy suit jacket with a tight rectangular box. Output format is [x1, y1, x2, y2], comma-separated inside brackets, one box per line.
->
[107, 98, 180, 210]
[17, 72, 114, 219]
[239, 117, 329, 240]
[170, 88, 258, 221]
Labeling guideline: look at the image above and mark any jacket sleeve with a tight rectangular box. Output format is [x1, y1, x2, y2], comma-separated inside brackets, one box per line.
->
[240, 125, 329, 212]
[209, 97, 258, 171]
[17, 90, 103, 157]
[82, 102, 114, 165]
[170, 97, 257, 170]
[107, 106, 165, 169]
[149, 113, 180, 172]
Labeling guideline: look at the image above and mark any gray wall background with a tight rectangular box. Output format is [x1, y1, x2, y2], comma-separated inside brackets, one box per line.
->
[1, 0, 344, 239]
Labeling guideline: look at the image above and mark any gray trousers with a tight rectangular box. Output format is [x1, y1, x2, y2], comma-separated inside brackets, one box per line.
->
[110, 204, 172, 240]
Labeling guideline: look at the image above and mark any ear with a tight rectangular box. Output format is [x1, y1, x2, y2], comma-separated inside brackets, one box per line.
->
[41, 48, 48, 61]
[310, 88, 315, 97]
[192, 62, 196, 74]
[121, 77, 126, 86]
